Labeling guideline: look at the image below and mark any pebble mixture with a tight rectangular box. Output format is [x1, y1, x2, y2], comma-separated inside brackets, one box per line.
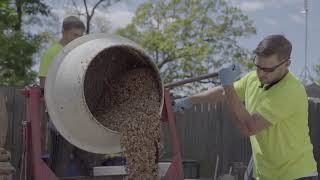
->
[85, 56, 162, 180]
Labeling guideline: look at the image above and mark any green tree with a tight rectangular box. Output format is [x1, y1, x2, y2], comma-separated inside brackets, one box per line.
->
[0, 0, 49, 86]
[117, 0, 256, 86]
[14, 0, 50, 31]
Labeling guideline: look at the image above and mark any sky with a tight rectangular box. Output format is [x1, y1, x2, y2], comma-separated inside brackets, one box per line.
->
[33, 0, 320, 80]
[230, 0, 320, 80]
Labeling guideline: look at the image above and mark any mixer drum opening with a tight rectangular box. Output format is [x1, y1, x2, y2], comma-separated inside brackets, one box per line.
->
[83, 45, 163, 132]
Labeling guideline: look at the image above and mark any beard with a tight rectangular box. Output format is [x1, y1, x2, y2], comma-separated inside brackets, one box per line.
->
[258, 76, 270, 84]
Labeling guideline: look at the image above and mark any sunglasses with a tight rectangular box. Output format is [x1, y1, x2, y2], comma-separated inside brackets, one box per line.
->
[253, 56, 290, 72]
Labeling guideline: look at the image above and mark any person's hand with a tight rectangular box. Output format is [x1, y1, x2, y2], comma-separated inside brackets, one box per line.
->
[218, 63, 241, 86]
[173, 97, 192, 113]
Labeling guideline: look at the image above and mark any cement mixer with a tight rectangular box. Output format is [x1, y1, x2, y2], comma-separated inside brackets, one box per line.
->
[45, 33, 164, 154]
[21, 34, 185, 180]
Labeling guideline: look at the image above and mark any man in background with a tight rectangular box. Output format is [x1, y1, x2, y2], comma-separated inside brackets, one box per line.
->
[39, 16, 85, 177]
[39, 16, 85, 86]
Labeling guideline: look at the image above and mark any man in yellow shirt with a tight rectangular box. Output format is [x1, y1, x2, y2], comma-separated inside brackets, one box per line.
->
[39, 16, 85, 88]
[39, 16, 85, 177]
[174, 35, 318, 180]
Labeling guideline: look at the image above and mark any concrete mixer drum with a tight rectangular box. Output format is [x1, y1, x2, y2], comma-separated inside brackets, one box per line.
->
[45, 33, 164, 154]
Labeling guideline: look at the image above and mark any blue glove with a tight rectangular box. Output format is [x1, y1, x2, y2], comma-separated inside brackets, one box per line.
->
[218, 63, 241, 86]
[173, 97, 192, 113]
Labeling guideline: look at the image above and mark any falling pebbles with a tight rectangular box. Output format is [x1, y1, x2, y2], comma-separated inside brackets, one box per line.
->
[84, 47, 162, 180]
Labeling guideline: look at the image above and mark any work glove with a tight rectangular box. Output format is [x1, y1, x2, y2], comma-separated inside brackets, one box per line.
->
[218, 63, 241, 86]
[173, 97, 192, 113]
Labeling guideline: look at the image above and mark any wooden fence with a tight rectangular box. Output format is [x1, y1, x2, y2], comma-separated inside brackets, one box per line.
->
[1, 87, 25, 180]
[161, 102, 251, 177]
[1, 86, 319, 179]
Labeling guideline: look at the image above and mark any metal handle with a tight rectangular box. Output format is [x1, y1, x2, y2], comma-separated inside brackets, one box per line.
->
[164, 72, 218, 88]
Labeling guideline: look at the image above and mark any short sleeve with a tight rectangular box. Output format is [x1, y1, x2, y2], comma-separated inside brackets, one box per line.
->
[39, 51, 51, 77]
[233, 73, 251, 102]
[38, 44, 62, 77]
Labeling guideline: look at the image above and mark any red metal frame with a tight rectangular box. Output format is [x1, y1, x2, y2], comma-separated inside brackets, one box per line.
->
[22, 86, 58, 180]
[22, 86, 183, 180]
[161, 89, 184, 180]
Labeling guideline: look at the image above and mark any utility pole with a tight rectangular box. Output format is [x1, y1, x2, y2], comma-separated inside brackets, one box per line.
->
[299, 0, 313, 84]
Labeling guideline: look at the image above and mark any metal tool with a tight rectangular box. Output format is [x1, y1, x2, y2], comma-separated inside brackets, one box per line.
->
[165, 72, 219, 88]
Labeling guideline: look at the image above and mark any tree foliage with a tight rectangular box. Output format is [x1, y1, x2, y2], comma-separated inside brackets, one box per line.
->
[14, 0, 50, 30]
[117, 0, 256, 85]
[0, 0, 50, 86]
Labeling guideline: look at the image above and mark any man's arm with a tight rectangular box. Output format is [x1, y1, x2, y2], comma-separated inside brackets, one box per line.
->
[173, 86, 226, 113]
[218, 64, 271, 137]
[223, 85, 271, 136]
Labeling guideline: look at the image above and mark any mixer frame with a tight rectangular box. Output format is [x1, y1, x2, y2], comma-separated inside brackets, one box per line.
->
[22, 86, 184, 180]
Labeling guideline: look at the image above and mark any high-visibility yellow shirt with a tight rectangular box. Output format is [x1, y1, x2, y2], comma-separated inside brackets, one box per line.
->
[39, 42, 63, 77]
[234, 71, 317, 180]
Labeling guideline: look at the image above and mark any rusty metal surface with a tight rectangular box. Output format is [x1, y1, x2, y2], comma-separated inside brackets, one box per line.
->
[0, 95, 8, 148]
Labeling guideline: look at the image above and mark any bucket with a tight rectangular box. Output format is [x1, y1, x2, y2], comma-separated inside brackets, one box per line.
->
[45, 34, 164, 154]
